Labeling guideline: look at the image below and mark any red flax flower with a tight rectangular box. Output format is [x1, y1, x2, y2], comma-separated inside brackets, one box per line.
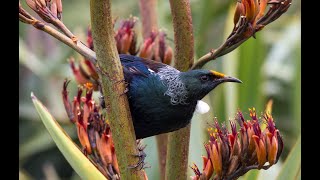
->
[69, 57, 99, 90]
[68, 27, 99, 90]
[139, 30, 173, 65]
[232, 0, 292, 40]
[195, 0, 292, 63]
[26, 0, 62, 22]
[191, 100, 283, 180]
[264, 100, 283, 165]
[62, 80, 148, 179]
[191, 0, 292, 70]
[157, 31, 173, 65]
[70, 17, 173, 88]
[139, 31, 157, 60]
[114, 16, 139, 55]
[26, 0, 76, 40]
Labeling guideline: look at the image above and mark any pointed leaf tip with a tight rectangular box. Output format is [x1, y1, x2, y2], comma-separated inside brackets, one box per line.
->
[276, 136, 301, 180]
[31, 92, 36, 100]
[31, 96, 106, 179]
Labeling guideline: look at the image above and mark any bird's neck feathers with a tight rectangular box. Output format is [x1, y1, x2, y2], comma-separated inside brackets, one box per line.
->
[157, 66, 190, 105]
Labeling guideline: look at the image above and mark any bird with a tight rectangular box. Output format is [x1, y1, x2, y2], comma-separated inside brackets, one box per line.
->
[104, 54, 242, 139]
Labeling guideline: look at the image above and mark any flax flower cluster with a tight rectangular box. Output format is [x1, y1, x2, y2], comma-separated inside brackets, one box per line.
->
[231, 0, 292, 42]
[70, 17, 173, 88]
[26, 0, 63, 21]
[191, 101, 283, 180]
[62, 80, 121, 179]
[213, 0, 292, 59]
[114, 17, 173, 64]
[62, 80, 148, 179]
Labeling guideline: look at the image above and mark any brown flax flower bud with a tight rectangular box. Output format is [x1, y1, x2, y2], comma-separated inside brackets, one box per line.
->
[139, 31, 157, 59]
[202, 156, 213, 179]
[69, 58, 91, 85]
[252, 134, 267, 167]
[114, 17, 138, 55]
[208, 135, 222, 177]
[157, 31, 173, 65]
[77, 121, 92, 155]
[234, 1, 245, 27]
[69, 57, 99, 90]
[96, 131, 113, 166]
[263, 101, 281, 165]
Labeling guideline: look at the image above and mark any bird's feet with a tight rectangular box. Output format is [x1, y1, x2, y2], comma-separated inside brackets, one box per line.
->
[119, 86, 129, 96]
[128, 140, 150, 171]
[99, 95, 106, 109]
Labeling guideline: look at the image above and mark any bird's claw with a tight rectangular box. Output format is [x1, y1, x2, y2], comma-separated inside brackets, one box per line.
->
[128, 140, 149, 170]
[119, 87, 129, 96]
[99, 95, 106, 109]
[128, 161, 150, 171]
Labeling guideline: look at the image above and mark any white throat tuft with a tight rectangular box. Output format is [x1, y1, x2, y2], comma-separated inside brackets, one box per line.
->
[195, 100, 210, 114]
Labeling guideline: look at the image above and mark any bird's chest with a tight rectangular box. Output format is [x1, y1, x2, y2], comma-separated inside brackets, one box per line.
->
[127, 76, 196, 137]
[163, 104, 197, 129]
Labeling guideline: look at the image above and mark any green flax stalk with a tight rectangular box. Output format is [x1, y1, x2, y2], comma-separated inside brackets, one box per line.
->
[166, 0, 194, 179]
[139, 0, 168, 178]
[139, 0, 159, 40]
[90, 0, 144, 179]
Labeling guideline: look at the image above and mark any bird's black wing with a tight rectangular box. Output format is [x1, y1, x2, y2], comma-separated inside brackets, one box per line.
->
[120, 54, 167, 82]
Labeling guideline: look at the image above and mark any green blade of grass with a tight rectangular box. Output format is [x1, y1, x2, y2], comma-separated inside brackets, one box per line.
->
[237, 36, 266, 111]
[222, 5, 240, 118]
[276, 136, 301, 180]
[31, 92, 106, 180]
[242, 170, 259, 180]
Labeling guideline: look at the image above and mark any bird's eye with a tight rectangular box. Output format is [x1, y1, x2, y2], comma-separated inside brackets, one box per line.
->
[200, 75, 209, 81]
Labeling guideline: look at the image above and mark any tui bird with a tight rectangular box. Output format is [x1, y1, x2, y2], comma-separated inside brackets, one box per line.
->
[103, 54, 242, 139]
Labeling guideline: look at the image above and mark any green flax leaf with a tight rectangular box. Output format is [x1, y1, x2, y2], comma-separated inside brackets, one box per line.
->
[31, 92, 106, 180]
[242, 170, 259, 180]
[276, 136, 301, 180]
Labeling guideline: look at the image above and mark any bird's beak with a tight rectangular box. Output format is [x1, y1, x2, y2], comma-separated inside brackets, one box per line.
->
[210, 70, 242, 83]
[221, 76, 242, 83]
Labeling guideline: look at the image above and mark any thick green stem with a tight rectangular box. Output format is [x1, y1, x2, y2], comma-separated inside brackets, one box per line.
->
[89, 0, 144, 179]
[166, 0, 194, 179]
[139, 0, 158, 39]
[139, 0, 168, 178]
[169, 0, 194, 71]
[156, 133, 168, 179]
[166, 124, 191, 179]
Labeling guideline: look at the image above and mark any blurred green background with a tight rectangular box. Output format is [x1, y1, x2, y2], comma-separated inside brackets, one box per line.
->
[19, 0, 301, 179]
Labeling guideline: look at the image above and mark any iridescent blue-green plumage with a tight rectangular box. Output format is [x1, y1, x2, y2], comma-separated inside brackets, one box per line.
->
[118, 54, 241, 139]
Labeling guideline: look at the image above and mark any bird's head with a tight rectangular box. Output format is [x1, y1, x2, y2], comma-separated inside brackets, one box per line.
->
[180, 69, 242, 101]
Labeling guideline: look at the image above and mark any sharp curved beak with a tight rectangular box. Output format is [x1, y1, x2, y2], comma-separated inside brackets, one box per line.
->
[210, 70, 242, 83]
[221, 76, 242, 83]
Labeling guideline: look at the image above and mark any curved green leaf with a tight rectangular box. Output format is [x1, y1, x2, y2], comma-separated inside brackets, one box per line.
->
[31, 92, 106, 180]
[243, 170, 259, 180]
[19, 169, 32, 180]
[276, 136, 301, 180]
